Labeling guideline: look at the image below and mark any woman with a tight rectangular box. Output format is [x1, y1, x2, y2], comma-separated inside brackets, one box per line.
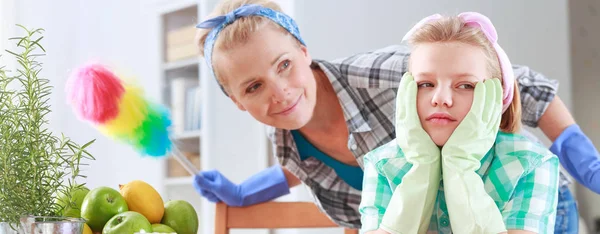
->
[192, 0, 593, 233]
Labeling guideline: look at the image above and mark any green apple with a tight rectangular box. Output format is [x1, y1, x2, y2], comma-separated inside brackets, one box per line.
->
[56, 186, 90, 218]
[151, 223, 176, 233]
[102, 211, 152, 234]
[80, 186, 128, 232]
[161, 200, 198, 234]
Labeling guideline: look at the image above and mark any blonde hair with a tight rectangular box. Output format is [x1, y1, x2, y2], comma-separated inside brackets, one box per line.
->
[407, 16, 521, 133]
[196, 0, 296, 89]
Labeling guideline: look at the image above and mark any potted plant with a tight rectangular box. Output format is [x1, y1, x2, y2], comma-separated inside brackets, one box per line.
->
[0, 25, 96, 234]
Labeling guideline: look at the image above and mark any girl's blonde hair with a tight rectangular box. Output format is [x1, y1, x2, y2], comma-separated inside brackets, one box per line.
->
[407, 16, 521, 133]
[196, 0, 296, 89]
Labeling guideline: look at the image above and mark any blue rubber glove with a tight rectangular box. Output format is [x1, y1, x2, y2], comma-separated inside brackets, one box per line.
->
[193, 165, 291, 206]
[550, 124, 600, 194]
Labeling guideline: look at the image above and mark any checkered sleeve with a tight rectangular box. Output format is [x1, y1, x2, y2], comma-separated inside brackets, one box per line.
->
[513, 65, 560, 127]
[359, 151, 393, 233]
[502, 153, 560, 233]
[331, 45, 411, 89]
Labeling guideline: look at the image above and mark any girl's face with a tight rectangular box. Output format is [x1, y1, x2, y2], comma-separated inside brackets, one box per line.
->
[213, 25, 317, 130]
[409, 41, 491, 146]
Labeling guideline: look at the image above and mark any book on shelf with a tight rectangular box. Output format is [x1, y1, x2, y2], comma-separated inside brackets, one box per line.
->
[167, 25, 196, 46]
[184, 86, 202, 132]
[170, 77, 199, 134]
[166, 43, 198, 62]
[165, 24, 198, 62]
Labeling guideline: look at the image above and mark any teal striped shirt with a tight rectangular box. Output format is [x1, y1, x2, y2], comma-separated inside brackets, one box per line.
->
[359, 132, 560, 233]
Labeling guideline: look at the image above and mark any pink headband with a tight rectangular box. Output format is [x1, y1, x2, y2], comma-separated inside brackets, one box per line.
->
[403, 12, 515, 113]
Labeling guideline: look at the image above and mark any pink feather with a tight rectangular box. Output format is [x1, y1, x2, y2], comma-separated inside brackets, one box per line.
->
[66, 62, 125, 123]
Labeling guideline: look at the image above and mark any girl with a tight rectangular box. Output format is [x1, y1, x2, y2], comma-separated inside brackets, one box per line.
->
[192, 0, 592, 233]
[359, 13, 559, 234]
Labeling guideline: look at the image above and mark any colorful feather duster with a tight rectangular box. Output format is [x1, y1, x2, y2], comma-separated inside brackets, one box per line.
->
[66, 62, 198, 174]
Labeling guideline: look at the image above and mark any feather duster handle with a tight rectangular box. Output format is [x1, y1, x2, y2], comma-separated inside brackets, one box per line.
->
[66, 62, 198, 175]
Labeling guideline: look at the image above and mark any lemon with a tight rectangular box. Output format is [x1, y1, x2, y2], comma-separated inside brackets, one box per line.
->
[119, 180, 165, 223]
[82, 223, 93, 234]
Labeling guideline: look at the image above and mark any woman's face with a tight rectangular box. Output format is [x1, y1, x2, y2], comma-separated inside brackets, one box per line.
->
[213, 25, 317, 130]
[409, 41, 490, 146]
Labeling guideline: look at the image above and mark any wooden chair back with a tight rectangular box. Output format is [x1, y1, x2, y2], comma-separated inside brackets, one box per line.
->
[215, 202, 359, 234]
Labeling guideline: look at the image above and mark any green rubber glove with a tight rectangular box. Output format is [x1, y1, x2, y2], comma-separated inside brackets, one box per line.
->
[441, 78, 506, 233]
[380, 73, 441, 234]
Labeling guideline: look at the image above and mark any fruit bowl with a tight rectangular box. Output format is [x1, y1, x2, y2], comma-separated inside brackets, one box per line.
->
[134, 232, 176, 234]
[73, 180, 198, 234]
[19, 216, 86, 234]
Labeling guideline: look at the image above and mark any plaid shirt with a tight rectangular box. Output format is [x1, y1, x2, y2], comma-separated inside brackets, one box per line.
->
[265, 45, 561, 228]
[359, 132, 560, 233]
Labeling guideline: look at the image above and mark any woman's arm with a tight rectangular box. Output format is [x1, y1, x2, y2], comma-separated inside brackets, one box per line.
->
[282, 167, 302, 188]
[513, 64, 559, 128]
[539, 96, 600, 193]
[329, 45, 410, 89]
[514, 64, 600, 193]
[537, 96, 575, 141]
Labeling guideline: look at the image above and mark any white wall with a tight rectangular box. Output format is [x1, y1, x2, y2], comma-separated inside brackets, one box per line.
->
[570, 0, 600, 231]
[9, 0, 166, 194]
[0, 0, 16, 70]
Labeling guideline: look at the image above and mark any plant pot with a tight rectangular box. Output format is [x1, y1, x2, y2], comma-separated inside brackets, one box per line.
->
[18, 216, 85, 234]
[0, 222, 19, 234]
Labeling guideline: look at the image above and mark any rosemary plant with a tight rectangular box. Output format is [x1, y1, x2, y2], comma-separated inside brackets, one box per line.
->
[0, 25, 96, 228]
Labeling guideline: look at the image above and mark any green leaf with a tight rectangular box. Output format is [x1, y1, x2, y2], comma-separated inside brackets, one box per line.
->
[0, 25, 95, 224]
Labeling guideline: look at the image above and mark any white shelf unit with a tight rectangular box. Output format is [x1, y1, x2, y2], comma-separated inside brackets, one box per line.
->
[156, 2, 204, 233]
[155, 1, 271, 233]
[164, 57, 201, 71]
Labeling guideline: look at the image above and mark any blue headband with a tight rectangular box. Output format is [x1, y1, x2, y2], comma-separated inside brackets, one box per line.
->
[196, 4, 306, 95]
